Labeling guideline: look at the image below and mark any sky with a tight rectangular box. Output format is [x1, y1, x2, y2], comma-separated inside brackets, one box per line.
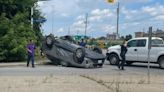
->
[37, 0, 164, 38]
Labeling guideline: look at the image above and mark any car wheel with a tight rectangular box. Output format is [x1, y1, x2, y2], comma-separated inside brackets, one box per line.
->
[158, 56, 164, 69]
[93, 47, 102, 54]
[126, 61, 133, 66]
[46, 35, 55, 48]
[74, 48, 85, 64]
[108, 54, 119, 65]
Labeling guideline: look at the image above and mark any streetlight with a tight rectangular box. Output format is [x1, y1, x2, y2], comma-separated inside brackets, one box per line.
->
[84, 13, 88, 39]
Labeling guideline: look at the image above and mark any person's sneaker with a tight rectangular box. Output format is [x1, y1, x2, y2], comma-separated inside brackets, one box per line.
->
[32, 66, 35, 68]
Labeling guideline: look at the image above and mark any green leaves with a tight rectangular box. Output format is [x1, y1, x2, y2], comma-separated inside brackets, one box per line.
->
[0, 0, 44, 62]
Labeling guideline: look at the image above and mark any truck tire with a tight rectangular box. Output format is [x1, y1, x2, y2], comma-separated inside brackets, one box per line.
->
[108, 54, 119, 65]
[158, 56, 164, 69]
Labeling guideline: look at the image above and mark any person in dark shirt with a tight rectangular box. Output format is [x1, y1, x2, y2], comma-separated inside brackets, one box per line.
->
[118, 40, 128, 70]
[79, 39, 86, 47]
[27, 39, 36, 68]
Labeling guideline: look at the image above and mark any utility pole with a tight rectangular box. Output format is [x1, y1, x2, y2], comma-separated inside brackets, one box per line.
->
[116, 2, 120, 39]
[68, 27, 70, 35]
[84, 13, 88, 39]
[147, 26, 152, 84]
[51, 5, 54, 34]
[77, 30, 79, 35]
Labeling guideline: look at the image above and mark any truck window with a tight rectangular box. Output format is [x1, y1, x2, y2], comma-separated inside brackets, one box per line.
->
[127, 40, 137, 47]
[137, 39, 146, 47]
[151, 39, 163, 45]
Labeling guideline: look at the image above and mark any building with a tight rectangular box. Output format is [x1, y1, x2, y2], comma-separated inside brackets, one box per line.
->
[106, 33, 117, 40]
[135, 32, 144, 37]
[135, 29, 164, 39]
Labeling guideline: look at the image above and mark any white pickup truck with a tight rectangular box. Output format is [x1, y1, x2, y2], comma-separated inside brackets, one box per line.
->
[106, 37, 164, 68]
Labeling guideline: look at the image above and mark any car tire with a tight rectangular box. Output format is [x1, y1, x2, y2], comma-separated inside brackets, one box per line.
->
[46, 35, 55, 48]
[158, 56, 164, 69]
[93, 47, 102, 54]
[108, 54, 119, 65]
[74, 48, 85, 64]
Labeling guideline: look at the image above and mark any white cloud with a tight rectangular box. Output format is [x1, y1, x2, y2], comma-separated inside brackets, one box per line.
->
[57, 28, 64, 33]
[39, 0, 164, 37]
[38, 0, 79, 16]
[121, 7, 139, 20]
[142, 4, 164, 21]
[155, 15, 164, 20]
[89, 9, 115, 22]
[72, 20, 84, 27]
[119, 0, 152, 3]
[102, 24, 116, 33]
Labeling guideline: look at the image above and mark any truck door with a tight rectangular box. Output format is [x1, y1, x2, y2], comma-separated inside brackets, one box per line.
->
[126, 40, 138, 61]
[136, 39, 147, 61]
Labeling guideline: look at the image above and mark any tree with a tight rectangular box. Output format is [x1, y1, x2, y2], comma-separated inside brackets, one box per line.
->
[125, 34, 132, 41]
[0, 0, 44, 62]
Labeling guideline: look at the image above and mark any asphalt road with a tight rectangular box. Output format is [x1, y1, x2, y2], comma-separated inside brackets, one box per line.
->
[0, 60, 163, 76]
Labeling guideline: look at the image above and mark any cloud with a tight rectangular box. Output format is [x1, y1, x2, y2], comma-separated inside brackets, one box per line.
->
[155, 15, 164, 20]
[89, 9, 115, 22]
[38, 0, 79, 17]
[57, 28, 64, 33]
[119, 0, 152, 3]
[39, 0, 164, 37]
[142, 4, 164, 21]
[102, 24, 116, 33]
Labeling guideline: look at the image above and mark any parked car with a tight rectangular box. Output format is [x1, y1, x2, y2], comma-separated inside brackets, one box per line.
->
[42, 34, 105, 68]
[106, 37, 164, 68]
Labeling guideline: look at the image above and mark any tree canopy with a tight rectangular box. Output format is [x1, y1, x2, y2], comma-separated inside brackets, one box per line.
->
[0, 0, 44, 61]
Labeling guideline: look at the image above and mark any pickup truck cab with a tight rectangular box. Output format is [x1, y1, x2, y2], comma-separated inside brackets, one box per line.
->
[106, 37, 164, 68]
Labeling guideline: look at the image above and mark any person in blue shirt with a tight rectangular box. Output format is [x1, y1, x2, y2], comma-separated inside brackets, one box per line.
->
[79, 39, 86, 47]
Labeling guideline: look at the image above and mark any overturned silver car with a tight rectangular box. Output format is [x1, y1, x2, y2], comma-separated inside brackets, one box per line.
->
[42, 34, 105, 68]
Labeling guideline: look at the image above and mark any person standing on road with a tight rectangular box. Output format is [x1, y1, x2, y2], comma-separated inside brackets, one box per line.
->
[118, 40, 128, 70]
[27, 39, 36, 68]
[79, 39, 86, 47]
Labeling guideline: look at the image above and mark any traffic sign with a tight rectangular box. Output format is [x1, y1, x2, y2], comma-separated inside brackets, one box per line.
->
[33, 19, 46, 23]
[107, 0, 115, 3]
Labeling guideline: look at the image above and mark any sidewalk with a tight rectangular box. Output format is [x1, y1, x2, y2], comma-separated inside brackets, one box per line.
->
[0, 60, 45, 67]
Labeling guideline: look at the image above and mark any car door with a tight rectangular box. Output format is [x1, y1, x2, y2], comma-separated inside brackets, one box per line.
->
[136, 39, 148, 61]
[126, 40, 138, 61]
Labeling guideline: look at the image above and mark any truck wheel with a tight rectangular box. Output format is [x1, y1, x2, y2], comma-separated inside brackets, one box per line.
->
[108, 54, 119, 65]
[158, 56, 164, 69]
